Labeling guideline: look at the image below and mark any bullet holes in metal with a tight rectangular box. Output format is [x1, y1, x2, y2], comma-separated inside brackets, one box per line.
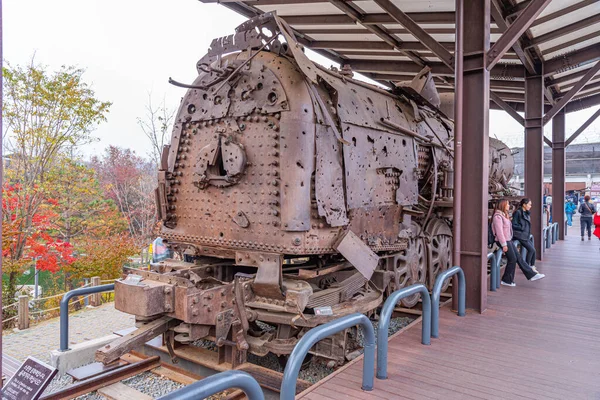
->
[214, 96, 223, 105]
[268, 91, 278, 105]
[188, 104, 196, 114]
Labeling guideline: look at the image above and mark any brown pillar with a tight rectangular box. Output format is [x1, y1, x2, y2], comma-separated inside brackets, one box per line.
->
[459, 0, 490, 312]
[524, 67, 545, 259]
[552, 109, 566, 240]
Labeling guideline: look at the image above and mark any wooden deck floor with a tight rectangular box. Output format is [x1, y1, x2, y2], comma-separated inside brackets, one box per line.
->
[299, 233, 600, 400]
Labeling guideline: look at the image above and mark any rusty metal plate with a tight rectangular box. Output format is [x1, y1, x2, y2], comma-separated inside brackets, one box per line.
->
[114, 279, 173, 317]
[341, 124, 418, 208]
[315, 122, 349, 227]
[334, 231, 379, 281]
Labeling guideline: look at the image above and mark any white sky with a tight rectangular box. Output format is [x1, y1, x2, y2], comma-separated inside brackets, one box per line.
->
[4, 0, 600, 159]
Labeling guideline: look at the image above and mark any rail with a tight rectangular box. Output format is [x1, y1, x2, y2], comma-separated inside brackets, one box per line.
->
[552, 222, 559, 243]
[431, 266, 466, 339]
[60, 284, 115, 351]
[488, 252, 498, 292]
[157, 371, 265, 400]
[376, 284, 430, 380]
[280, 313, 375, 399]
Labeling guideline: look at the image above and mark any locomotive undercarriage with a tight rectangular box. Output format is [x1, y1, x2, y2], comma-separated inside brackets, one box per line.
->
[99, 214, 453, 367]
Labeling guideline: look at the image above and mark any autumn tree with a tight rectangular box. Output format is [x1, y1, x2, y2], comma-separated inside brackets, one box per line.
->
[137, 94, 175, 168]
[91, 146, 156, 248]
[2, 60, 110, 301]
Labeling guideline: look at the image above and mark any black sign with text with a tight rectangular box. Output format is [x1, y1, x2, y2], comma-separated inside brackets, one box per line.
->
[1, 357, 57, 400]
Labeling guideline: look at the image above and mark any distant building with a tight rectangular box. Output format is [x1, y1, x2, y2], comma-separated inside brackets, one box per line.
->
[510, 142, 600, 197]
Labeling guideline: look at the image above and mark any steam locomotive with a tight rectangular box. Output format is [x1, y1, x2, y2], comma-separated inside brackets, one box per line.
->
[98, 13, 514, 367]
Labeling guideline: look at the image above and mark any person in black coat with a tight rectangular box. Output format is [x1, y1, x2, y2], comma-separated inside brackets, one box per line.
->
[512, 198, 537, 268]
[579, 195, 597, 241]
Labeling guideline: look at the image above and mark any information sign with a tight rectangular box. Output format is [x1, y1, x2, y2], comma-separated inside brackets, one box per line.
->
[1, 357, 57, 400]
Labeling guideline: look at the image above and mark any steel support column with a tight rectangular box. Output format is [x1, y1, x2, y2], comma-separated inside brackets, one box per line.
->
[552, 109, 566, 240]
[458, 0, 489, 312]
[524, 67, 545, 260]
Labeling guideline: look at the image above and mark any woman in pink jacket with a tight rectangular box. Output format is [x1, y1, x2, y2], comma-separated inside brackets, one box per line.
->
[492, 200, 545, 286]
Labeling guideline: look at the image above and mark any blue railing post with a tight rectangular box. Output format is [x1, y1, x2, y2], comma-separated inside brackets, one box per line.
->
[60, 284, 114, 351]
[280, 313, 375, 399]
[545, 227, 551, 249]
[431, 266, 465, 339]
[487, 253, 497, 292]
[376, 284, 430, 380]
[157, 371, 264, 400]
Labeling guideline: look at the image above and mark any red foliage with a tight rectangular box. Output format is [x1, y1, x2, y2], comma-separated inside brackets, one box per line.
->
[2, 183, 76, 273]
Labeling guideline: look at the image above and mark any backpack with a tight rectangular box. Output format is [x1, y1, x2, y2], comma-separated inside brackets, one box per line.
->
[487, 219, 495, 247]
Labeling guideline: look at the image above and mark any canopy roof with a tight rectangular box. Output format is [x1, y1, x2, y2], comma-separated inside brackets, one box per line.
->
[202, 0, 600, 112]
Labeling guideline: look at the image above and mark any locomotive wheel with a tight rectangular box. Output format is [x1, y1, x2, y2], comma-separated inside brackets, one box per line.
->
[389, 222, 427, 308]
[425, 218, 453, 292]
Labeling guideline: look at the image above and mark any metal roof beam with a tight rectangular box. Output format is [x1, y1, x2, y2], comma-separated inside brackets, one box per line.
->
[566, 92, 600, 112]
[491, 92, 525, 125]
[544, 61, 600, 124]
[531, 0, 599, 28]
[302, 27, 503, 35]
[565, 108, 600, 146]
[372, 0, 454, 69]
[527, 13, 600, 48]
[488, 0, 550, 72]
[348, 59, 524, 78]
[282, 12, 455, 26]
[490, 0, 538, 75]
[541, 31, 600, 57]
[544, 45, 600, 77]
[326, 0, 426, 66]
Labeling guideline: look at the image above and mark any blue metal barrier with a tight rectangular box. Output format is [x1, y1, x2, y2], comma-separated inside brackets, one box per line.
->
[157, 370, 264, 400]
[545, 226, 551, 249]
[552, 222, 559, 243]
[488, 252, 498, 292]
[280, 313, 375, 399]
[60, 284, 115, 351]
[377, 284, 430, 380]
[431, 266, 465, 339]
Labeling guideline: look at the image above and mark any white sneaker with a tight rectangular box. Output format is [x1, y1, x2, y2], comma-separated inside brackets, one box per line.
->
[501, 281, 516, 287]
[530, 273, 545, 281]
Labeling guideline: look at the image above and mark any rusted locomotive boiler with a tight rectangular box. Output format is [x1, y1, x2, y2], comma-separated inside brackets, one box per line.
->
[98, 13, 514, 367]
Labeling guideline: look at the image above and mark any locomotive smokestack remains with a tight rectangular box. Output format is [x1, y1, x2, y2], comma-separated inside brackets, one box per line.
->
[101, 13, 515, 367]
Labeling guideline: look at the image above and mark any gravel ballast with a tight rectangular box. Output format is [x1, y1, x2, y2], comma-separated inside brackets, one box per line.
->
[41, 315, 415, 398]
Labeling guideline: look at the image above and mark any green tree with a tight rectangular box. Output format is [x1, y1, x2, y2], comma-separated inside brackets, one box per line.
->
[2, 60, 111, 302]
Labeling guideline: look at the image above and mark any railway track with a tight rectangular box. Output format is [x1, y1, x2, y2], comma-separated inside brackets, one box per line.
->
[40, 348, 309, 400]
[39, 299, 434, 399]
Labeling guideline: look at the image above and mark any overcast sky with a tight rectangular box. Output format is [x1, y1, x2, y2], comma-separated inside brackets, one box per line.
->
[4, 0, 599, 159]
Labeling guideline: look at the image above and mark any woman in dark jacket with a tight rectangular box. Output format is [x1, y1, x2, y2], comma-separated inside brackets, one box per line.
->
[579, 195, 597, 241]
[512, 198, 536, 268]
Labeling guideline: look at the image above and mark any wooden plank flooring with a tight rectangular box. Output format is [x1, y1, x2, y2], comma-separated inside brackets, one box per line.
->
[299, 233, 600, 399]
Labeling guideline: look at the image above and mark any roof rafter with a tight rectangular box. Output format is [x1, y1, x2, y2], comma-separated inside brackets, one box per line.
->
[544, 61, 600, 124]
[490, 0, 538, 75]
[487, 0, 551, 71]
[371, 0, 454, 69]
[565, 108, 600, 146]
[544, 44, 600, 77]
[326, 0, 426, 66]
[527, 13, 600, 48]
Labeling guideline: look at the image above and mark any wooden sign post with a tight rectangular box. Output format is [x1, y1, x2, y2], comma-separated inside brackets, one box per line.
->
[1, 357, 57, 400]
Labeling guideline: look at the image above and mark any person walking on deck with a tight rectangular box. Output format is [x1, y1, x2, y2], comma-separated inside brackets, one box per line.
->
[579, 195, 596, 241]
[594, 205, 600, 248]
[565, 198, 577, 227]
[492, 200, 545, 287]
[512, 198, 538, 271]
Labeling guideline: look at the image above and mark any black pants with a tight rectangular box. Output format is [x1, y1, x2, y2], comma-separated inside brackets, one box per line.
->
[581, 217, 593, 238]
[500, 241, 537, 284]
[516, 238, 536, 267]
